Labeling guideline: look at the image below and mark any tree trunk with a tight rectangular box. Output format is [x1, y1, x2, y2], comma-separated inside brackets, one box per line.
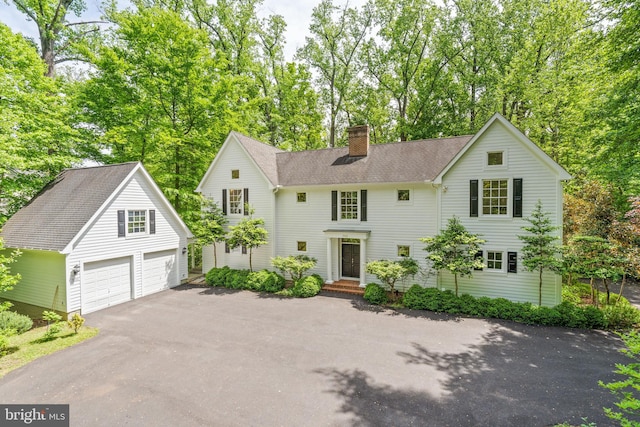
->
[615, 273, 626, 306]
[454, 274, 459, 297]
[539, 267, 543, 306]
[213, 242, 218, 269]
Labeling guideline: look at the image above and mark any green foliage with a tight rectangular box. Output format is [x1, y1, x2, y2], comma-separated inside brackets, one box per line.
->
[41, 311, 62, 341]
[421, 217, 485, 296]
[0, 311, 33, 335]
[66, 313, 85, 334]
[246, 270, 285, 293]
[402, 285, 607, 329]
[185, 196, 227, 268]
[226, 210, 268, 271]
[271, 255, 318, 282]
[291, 274, 324, 298]
[363, 283, 389, 305]
[518, 200, 562, 305]
[365, 258, 418, 298]
[602, 304, 640, 331]
[0, 239, 21, 298]
[205, 267, 285, 293]
[0, 333, 10, 356]
[601, 330, 640, 426]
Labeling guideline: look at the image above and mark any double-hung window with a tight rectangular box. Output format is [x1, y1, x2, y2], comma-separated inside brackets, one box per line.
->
[229, 189, 243, 214]
[128, 210, 146, 234]
[486, 251, 503, 271]
[482, 179, 508, 215]
[340, 191, 358, 220]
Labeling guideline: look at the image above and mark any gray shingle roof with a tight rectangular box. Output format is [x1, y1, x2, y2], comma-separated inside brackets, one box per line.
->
[1, 162, 138, 251]
[232, 132, 283, 186]
[275, 136, 473, 186]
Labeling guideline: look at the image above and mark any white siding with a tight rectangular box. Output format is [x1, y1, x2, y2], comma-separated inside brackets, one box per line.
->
[438, 120, 564, 306]
[275, 184, 439, 290]
[67, 171, 189, 312]
[1, 249, 67, 312]
[198, 136, 275, 273]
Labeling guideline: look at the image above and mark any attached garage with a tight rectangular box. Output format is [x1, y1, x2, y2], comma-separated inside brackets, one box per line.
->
[143, 249, 178, 296]
[82, 257, 133, 314]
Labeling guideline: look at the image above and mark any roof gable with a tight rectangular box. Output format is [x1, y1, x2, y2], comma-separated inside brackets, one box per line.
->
[196, 132, 283, 192]
[434, 113, 572, 183]
[1, 163, 138, 251]
[1, 162, 192, 252]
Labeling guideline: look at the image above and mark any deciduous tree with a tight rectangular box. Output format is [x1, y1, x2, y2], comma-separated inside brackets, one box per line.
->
[226, 207, 268, 272]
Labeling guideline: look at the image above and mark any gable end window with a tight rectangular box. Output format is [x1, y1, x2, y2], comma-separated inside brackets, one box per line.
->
[488, 152, 503, 166]
[231, 169, 240, 179]
[297, 192, 307, 203]
[128, 210, 146, 234]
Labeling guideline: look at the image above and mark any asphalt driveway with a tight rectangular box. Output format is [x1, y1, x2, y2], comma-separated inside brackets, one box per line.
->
[0, 285, 631, 426]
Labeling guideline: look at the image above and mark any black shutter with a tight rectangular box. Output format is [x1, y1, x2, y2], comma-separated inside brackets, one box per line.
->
[225, 242, 230, 254]
[360, 189, 367, 222]
[243, 188, 249, 216]
[474, 250, 484, 270]
[222, 189, 227, 215]
[470, 180, 479, 217]
[242, 245, 247, 254]
[117, 210, 125, 237]
[513, 178, 523, 218]
[508, 252, 518, 273]
[331, 190, 338, 221]
[149, 210, 156, 234]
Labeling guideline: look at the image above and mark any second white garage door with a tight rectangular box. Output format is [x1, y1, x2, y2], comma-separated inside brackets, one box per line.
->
[82, 257, 132, 314]
[143, 249, 178, 296]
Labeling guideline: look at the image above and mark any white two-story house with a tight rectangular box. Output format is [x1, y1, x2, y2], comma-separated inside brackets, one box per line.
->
[196, 113, 571, 306]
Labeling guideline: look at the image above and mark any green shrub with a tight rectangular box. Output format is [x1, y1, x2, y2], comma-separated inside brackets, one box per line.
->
[67, 313, 85, 334]
[602, 304, 640, 330]
[0, 333, 11, 356]
[364, 283, 388, 305]
[42, 311, 62, 341]
[205, 266, 232, 286]
[271, 255, 317, 282]
[292, 274, 323, 298]
[0, 311, 33, 335]
[246, 270, 285, 293]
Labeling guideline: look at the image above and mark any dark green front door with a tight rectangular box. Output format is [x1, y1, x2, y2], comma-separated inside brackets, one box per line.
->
[341, 243, 360, 278]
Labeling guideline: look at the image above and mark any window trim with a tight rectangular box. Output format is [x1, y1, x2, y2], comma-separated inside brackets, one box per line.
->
[397, 245, 411, 258]
[397, 189, 411, 202]
[481, 178, 509, 216]
[339, 190, 359, 221]
[126, 209, 148, 237]
[487, 151, 504, 166]
[228, 188, 243, 215]
[486, 250, 505, 272]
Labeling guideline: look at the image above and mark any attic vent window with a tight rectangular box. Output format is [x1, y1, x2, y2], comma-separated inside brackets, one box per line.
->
[488, 152, 503, 166]
[231, 169, 240, 179]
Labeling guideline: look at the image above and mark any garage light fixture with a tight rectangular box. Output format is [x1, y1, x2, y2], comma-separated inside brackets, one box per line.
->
[72, 264, 80, 275]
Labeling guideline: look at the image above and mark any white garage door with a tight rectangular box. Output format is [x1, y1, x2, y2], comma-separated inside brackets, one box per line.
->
[82, 257, 132, 313]
[143, 249, 178, 296]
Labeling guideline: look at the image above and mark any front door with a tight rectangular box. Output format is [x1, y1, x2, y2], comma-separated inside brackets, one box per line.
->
[341, 242, 360, 278]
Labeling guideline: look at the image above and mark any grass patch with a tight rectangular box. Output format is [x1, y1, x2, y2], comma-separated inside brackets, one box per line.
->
[0, 324, 98, 378]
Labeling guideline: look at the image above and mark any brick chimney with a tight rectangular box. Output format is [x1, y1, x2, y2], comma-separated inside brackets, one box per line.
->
[348, 125, 369, 157]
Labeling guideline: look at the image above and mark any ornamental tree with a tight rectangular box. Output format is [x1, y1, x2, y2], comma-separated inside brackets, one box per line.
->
[271, 255, 317, 282]
[518, 200, 562, 306]
[421, 217, 485, 296]
[226, 206, 268, 272]
[365, 258, 418, 300]
[186, 196, 227, 268]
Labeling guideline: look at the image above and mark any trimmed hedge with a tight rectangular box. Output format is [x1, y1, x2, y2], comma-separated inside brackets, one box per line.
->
[0, 310, 33, 335]
[292, 274, 324, 298]
[205, 267, 284, 293]
[363, 283, 388, 305]
[402, 285, 608, 329]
